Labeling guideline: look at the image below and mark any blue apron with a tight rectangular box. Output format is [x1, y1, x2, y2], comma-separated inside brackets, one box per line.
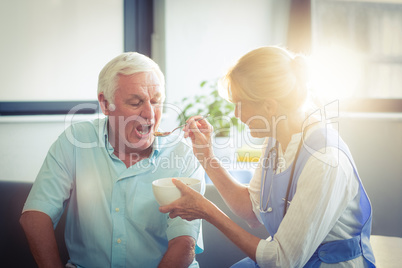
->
[232, 128, 375, 267]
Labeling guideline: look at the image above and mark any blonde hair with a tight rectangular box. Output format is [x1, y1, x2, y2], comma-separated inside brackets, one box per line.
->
[222, 46, 309, 111]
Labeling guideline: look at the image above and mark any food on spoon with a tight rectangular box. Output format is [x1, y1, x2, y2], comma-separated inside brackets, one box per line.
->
[154, 131, 170, 136]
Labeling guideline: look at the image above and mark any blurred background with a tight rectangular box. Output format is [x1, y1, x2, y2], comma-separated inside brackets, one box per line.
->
[0, 0, 401, 237]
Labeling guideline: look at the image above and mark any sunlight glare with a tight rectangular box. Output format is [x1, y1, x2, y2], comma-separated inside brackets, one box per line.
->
[310, 45, 363, 101]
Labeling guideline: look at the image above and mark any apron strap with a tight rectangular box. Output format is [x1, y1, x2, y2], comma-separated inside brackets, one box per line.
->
[304, 236, 362, 267]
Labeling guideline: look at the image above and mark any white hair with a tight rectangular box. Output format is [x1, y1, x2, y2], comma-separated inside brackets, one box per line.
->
[97, 52, 165, 103]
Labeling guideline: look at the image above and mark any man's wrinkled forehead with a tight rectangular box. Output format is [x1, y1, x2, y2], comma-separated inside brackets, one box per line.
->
[126, 91, 163, 101]
[128, 86, 165, 101]
[117, 72, 165, 96]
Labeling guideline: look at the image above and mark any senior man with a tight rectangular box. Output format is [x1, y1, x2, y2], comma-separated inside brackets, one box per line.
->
[20, 52, 205, 268]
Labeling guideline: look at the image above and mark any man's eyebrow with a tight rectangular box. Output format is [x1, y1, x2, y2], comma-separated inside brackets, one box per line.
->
[127, 92, 163, 100]
[153, 92, 163, 99]
[127, 94, 142, 101]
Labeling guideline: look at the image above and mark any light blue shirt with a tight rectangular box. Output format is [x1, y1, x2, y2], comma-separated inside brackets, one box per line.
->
[23, 117, 205, 268]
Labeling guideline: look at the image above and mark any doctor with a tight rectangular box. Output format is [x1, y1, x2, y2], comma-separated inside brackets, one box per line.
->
[160, 46, 376, 267]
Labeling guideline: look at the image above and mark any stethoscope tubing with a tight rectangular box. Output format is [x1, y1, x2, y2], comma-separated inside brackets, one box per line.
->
[259, 140, 279, 213]
[259, 132, 306, 216]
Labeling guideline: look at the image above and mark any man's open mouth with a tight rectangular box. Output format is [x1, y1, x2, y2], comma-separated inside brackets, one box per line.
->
[135, 124, 152, 136]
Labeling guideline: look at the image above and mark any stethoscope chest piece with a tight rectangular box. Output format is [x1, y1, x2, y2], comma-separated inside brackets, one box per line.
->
[267, 207, 273, 212]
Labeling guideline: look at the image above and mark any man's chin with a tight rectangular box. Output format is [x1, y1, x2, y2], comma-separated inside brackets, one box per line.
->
[126, 137, 154, 152]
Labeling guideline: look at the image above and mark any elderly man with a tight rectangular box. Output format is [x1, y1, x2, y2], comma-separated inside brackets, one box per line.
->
[20, 52, 205, 268]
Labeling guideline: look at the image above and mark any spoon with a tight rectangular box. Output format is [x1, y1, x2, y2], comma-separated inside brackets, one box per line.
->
[154, 114, 210, 137]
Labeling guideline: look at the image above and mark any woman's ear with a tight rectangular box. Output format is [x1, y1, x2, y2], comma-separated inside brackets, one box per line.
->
[98, 93, 110, 115]
[263, 98, 278, 116]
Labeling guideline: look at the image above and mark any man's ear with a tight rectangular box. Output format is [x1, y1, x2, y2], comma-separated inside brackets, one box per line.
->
[98, 93, 110, 115]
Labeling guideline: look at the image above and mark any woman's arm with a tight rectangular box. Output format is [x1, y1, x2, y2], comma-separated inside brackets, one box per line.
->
[207, 201, 261, 260]
[159, 179, 261, 261]
[184, 117, 260, 227]
[204, 157, 261, 227]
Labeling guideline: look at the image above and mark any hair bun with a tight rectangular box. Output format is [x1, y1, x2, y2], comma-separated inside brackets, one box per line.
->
[289, 55, 310, 109]
[291, 55, 309, 85]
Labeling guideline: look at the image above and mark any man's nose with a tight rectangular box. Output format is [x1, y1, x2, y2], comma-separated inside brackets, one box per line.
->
[140, 101, 155, 120]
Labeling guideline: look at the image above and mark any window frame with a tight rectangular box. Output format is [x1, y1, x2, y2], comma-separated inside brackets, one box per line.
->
[310, 0, 402, 113]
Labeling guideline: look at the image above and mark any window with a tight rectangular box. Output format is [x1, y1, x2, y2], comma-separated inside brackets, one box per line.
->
[311, 0, 402, 112]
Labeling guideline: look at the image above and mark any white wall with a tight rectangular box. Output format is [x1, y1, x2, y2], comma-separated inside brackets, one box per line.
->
[0, 0, 123, 101]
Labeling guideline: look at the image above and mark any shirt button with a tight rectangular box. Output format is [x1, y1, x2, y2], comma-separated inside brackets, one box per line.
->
[115, 208, 120, 212]
[267, 207, 273, 212]
[117, 238, 122, 244]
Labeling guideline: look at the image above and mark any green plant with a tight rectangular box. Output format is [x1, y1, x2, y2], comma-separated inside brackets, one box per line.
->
[177, 79, 243, 137]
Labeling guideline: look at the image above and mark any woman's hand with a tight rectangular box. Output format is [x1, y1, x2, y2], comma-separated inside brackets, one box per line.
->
[159, 180, 261, 263]
[183, 115, 215, 168]
[159, 179, 213, 221]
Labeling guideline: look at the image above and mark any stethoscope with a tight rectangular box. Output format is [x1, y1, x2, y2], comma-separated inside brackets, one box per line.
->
[259, 140, 279, 213]
[259, 135, 305, 217]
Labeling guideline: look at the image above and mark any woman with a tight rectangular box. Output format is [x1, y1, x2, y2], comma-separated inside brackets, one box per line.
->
[160, 46, 375, 267]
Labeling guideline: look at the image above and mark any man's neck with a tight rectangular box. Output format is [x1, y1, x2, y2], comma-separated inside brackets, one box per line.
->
[113, 146, 153, 168]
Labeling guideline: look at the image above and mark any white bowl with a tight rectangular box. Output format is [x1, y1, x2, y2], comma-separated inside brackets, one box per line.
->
[152, 177, 201, 206]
